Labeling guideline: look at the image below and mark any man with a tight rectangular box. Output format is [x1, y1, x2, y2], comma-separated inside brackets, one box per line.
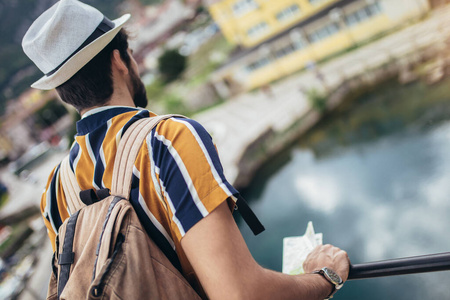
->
[22, 0, 350, 299]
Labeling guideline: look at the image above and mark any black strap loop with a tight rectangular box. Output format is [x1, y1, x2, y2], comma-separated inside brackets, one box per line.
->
[80, 188, 111, 205]
[80, 189, 96, 205]
[236, 195, 265, 235]
[96, 188, 111, 200]
[58, 252, 75, 265]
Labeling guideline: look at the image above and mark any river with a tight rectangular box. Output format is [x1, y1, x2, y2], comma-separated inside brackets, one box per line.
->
[238, 76, 450, 299]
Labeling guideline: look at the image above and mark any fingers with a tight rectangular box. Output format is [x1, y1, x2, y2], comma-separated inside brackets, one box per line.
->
[303, 244, 350, 281]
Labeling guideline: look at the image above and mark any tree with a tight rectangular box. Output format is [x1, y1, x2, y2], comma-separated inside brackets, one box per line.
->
[158, 49, 187, 83]
[34, 99, 68, 129]
[139, 0, 164, 5]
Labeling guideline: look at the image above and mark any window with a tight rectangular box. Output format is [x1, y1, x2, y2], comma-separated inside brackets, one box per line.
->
[275, 44, 295, 59]
[309, 0, 326, 5]
[247, 22, 269, 39]
[293, 38, 307, 50]
[276, 4, 300, 22]
[246, 57, 272, 72]
[345, 1, 382, 27]
[274, 39, 305, 59]
[308, 22, 340, 43]
[233, 0, 258, 17]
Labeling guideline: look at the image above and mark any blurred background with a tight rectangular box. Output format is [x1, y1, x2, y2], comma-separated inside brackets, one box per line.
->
[1, 0, 450, 299]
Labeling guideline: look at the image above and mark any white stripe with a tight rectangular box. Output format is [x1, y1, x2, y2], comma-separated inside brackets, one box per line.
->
[45, 187, 58, 233]
[132, 165, 140, 179]
[134, 166, 176, 249]
[85, 134, 100, 190]
[154, 132, 209, 217]
[172, 118, 237, 202]
[99, 149, 106, 188]
[160, 179, 186, 236]
[115, 128, 123, 150]
[138, 192, 176, 249]
[98, 120, 112, 189]
[106, 119, 112, 135]
[45, 168, 61, 234]
[146, 133, 165, 203]
[56, 169, 72, 216]
[73, 146, 82, 173]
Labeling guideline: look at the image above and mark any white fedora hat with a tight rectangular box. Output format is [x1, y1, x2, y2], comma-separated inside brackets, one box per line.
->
[22, 0, 130, 90]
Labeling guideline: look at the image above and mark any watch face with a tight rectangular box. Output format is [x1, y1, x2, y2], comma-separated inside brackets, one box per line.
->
[323, 268, 342, 285]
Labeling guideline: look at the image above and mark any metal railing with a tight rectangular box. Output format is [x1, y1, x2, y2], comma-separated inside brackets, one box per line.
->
[348, 252, 450, 280]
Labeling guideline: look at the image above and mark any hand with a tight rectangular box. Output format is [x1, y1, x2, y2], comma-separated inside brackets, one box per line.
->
[303, 244, 350, 282]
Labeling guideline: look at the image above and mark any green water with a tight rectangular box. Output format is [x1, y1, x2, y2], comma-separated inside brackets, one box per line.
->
[238, 77, 450, 299]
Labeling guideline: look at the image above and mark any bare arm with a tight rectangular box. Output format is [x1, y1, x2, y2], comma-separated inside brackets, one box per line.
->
[181, 201, 350, 300]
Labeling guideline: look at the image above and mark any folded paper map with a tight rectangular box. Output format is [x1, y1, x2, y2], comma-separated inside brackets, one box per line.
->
[282, 221, 323, 275]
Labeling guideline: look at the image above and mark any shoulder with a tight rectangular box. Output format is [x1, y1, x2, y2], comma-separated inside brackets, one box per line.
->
[156, 117, 210, 136]
[150, 116, 213, 148]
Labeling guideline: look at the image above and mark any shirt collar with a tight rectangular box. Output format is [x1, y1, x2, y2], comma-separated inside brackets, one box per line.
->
[81, 106, 140, 119]
[76, 106, 142, 135]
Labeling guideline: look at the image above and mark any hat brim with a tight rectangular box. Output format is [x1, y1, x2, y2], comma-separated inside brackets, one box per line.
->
[31, 14, 131, 90]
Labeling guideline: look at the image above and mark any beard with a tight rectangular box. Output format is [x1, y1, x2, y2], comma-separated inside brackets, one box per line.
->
[130, 67, 148, 108]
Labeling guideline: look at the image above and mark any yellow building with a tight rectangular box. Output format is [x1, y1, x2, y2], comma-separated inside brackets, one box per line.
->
[206, 0, 430, 97]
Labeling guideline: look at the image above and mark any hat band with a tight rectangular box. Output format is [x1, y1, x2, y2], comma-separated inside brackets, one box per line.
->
[45, 16, 115, 76]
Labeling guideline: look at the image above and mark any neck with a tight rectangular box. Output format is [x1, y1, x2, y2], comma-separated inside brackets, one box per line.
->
[80, 84, 136, 117]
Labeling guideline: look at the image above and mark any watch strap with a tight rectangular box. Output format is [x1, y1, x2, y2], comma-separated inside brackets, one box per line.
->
[312, 268, 341, 299]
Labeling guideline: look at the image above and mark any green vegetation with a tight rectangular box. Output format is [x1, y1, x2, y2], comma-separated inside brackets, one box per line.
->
[147, 33, 234, 116]
[34, 99, 69, 129]
[306, 88, 328, 112]
[158, 49, 187, 83]
[0, 223, 33, 259]
[0, 193, 8, 209]
[146, 79, 190, 116]
[138, 0, 164, 5]
[185, 34, 234, 88]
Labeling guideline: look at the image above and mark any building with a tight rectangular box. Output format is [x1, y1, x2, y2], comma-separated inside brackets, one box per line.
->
[127, 0, 197, 70]
[206, 0, 430, 97]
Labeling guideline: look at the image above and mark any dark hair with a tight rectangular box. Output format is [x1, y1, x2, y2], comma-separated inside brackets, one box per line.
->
[56, 29, 131, 112]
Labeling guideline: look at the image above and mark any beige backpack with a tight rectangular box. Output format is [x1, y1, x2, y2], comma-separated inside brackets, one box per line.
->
[48, 115, 202, 300]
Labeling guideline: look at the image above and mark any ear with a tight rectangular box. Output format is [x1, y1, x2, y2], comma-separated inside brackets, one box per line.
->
[111, 49, 129, 75]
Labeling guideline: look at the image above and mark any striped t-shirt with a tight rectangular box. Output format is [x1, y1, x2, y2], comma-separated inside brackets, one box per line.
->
[41, 107, 238, 294]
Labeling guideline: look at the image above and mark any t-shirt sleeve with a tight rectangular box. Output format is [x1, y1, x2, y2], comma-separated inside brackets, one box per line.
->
[149, 117, 238, 240]
[40, 164, 70, 251]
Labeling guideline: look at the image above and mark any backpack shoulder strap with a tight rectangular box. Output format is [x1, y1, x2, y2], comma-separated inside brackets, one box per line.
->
[111, 114, 182, 198]
[60, 155, 84, 214]
[59, 114, 182, 212]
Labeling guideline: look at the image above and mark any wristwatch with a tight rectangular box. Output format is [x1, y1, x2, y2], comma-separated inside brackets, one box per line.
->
[312, 267, 344, 299]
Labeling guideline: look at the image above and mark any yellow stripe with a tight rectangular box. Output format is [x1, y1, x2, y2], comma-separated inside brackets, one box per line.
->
[74, 135, 95, 190]
[155, 118, 229, 213]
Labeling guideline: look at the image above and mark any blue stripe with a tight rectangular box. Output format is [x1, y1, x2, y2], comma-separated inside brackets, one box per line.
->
[151, 130, 204, 233]
[121, 110, 150, 137]
[69, 143, 80, 173]
[129, 175, 182, 272]
[179, 118, 239, 197]
[49, 165, 63, 229]
[87, 123, 108, 189]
